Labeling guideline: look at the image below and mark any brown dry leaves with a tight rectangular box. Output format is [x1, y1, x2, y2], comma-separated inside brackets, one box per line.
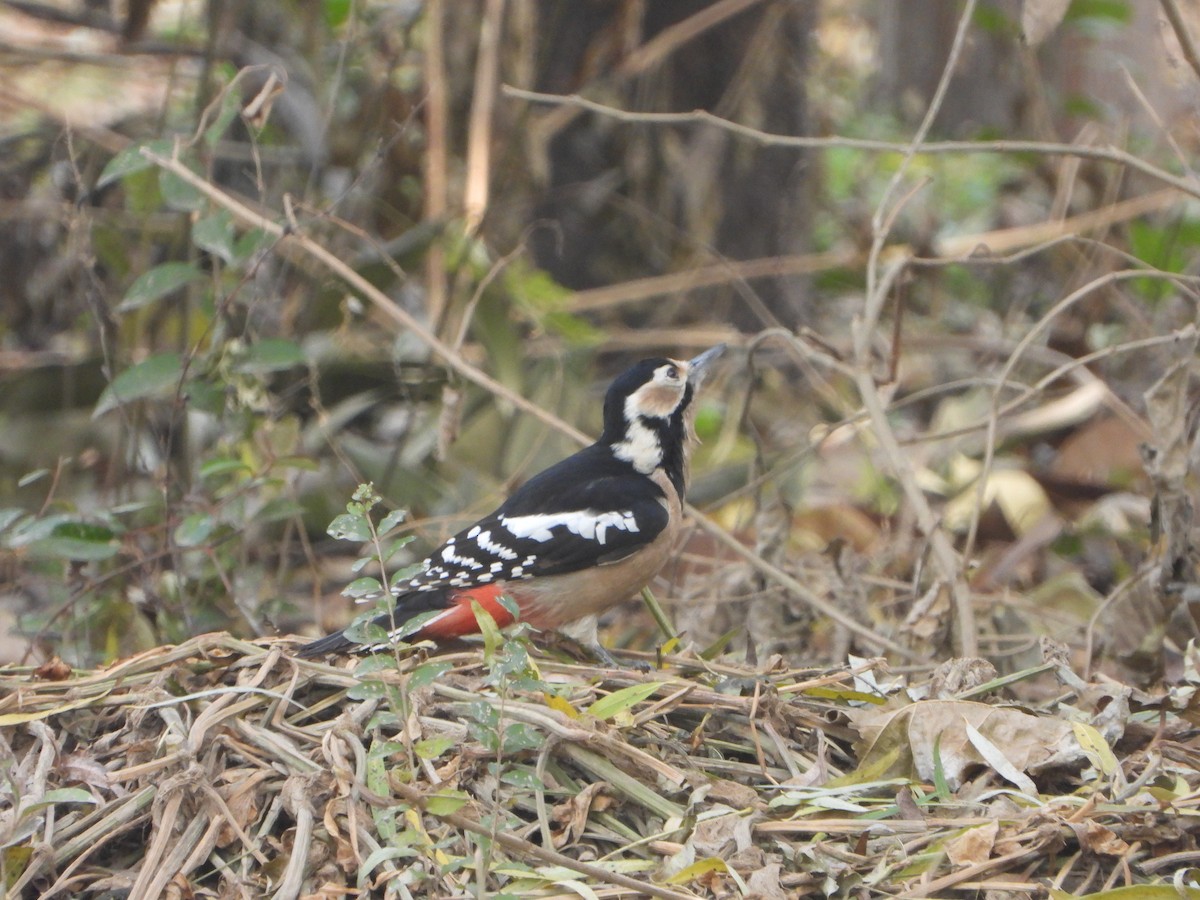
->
[1, 633, 1199, 897]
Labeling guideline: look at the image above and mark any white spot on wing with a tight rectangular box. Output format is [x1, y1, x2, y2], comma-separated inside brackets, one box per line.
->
[475, 529, 518, 561]
[441, 543, 483, 570]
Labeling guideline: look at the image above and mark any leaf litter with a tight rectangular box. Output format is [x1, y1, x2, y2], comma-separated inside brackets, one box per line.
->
[1, 633, 1199, 898]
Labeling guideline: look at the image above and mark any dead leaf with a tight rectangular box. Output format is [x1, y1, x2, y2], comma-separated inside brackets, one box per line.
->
[945, 465, 1053, 537]
[895, 786, 924, 821]
[848, 699, 1085, 789]
[550, 781, 609, 848]
[704, 777, 762, 810]
[928, 657, 998, 699]
[743, 862, 788, 900]
[1072, 819, 1130, 857]
[946, 819, 999, 867]
[33, 657, 72, 681]
[689, 806, 754, 857]
[218, 772, 272, 849]
[57, 752, 114, 795]
[1051, 415, 1145, 490]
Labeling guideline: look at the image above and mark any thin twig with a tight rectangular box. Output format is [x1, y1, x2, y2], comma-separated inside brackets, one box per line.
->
[423, 0, 449, 329]
[463, 0, 505, 233]
[503, 86, 1200, 201]
[1160, 0, 1200, 82]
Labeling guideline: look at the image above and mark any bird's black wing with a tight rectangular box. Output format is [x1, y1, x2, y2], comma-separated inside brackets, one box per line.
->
[401, 444, 669, 591]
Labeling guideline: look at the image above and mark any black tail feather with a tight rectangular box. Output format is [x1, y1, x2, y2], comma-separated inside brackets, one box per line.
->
[295, 628, 359, 658]
[297, 588, 457, 658]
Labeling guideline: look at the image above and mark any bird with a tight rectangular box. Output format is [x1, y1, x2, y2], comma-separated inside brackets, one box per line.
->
[298, 345, 724, 662]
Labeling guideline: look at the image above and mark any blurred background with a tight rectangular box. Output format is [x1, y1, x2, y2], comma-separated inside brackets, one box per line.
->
[2, 0, 1199, 689]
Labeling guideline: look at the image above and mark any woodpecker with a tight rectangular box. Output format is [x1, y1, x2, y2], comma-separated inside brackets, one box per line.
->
[298, 345, 724, 660]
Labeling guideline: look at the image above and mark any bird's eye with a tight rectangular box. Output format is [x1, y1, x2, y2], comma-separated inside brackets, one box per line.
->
[665, 366, 679, 381]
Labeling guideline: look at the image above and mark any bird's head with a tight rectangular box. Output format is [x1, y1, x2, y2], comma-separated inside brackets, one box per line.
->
[601, 345, 725, 482]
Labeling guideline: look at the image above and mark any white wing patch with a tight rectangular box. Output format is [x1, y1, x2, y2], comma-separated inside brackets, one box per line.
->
[501, 509, 639, 545]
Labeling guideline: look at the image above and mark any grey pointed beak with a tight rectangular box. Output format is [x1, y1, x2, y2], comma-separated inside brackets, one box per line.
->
[686, 343, 726, 386]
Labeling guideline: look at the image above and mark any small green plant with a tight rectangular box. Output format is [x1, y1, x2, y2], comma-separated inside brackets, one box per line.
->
[324, 484, 586, 895]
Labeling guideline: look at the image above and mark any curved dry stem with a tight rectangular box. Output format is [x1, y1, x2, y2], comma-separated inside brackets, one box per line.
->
[504, 87, 1200, 202]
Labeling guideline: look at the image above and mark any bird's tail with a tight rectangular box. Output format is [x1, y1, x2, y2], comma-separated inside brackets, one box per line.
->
[295, 626, 361, 658]
[295, 584, 512, 657]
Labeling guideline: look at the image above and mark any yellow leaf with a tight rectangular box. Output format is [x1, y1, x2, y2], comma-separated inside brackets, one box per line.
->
[664, 857, 728, 885]
[0, 689, 112, 726]
[543, 693, 579, 720]
[1072, 722, 1118, 776]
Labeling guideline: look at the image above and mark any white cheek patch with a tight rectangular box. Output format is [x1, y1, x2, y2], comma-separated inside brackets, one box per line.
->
[612, 419, 663, 474]
[501, 510, 639, 545]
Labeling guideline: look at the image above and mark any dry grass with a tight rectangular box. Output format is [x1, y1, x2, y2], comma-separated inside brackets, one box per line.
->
[3, 633, 1199, 898]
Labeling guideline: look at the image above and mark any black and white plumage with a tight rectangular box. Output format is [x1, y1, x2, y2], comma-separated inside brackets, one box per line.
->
[298, 345, 724, 657]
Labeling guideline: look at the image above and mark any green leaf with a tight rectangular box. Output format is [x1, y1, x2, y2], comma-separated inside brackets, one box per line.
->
[325, 0, 352, 27]
[174, 513, 215, 548]
[382, 536, 414, 564]
[159, 166, 206, 212]
[41, 787, 99, 806]
[408, 660, 452, 690]
[585, 681, 666, 721]
[203, 89, 242, 148]
[347, 679, 389, 701]
[343, 618, 389, 646]
[498, 593, 520, 619]
[184, 376, 224, 415]
[379, 508, 407, 535]
[96, 138, 174, 189]
[414, 736, 455, 760]
[253, 497, 303, 524]
[233, 339, 305, 374]
[501, 723, 542, 753]
[499, 768, 544, 791]
[31, 521, 120, 561]
[425, 790, 470, 816]
[93, 353, 184, 418]
[0, 508, 25, 534]
[199, 458, 252, 479]
[343, 577, 382, 599]
[352, 654, 398, 677]
[117, 263, 203, 313]
[327, 513, 372, 542]
[471, 600, 503, 660]
[931, 734, 951, 801]
[234, 228, 276, 263]
[193, 210, 236, 264]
